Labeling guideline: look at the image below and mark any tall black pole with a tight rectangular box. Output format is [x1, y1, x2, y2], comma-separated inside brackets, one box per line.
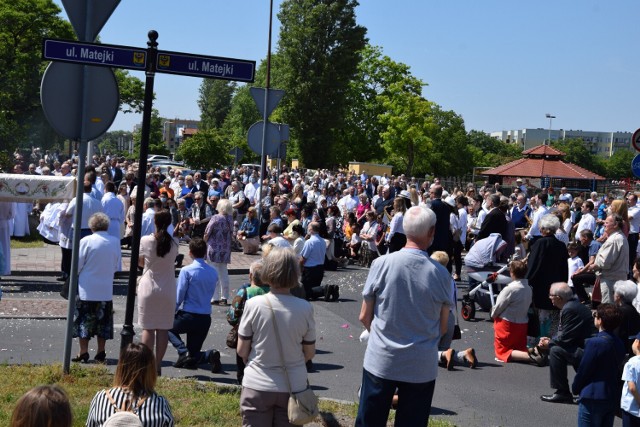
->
[120, 30, 158, 350]
[258, 0, 274, 226]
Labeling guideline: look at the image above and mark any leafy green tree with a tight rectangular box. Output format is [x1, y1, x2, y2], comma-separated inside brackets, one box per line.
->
[604, 149, 634, 179]
[277, 0, 367, 168]
[427, 106, 471, 177]
[176, 128, 230, 170]
[198, 79, 237, 130]
[95, 130, 133, 156]
[336, 45, 415, 164]
[467, 130, 522, 168]
[0, 0, 74, 151]
[132, 109, 167, 158]
[378, 79, 435, 176]
[551, 138, 604, 175]
[115, 70, 145, 114]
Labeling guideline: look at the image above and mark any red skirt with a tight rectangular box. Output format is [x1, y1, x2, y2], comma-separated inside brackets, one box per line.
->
[494, 317, 528, 362]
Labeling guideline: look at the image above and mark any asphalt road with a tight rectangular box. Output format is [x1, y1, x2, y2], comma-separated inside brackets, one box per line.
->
[0, 270, 621, 426]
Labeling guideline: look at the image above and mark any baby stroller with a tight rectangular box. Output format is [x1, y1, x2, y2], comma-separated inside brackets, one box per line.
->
[461, 233, 511, 321]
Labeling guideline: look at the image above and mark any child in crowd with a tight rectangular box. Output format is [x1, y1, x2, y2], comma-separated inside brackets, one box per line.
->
[621, 333, 640, 426]
[431, 251, 477, 369]
[514, 232, 526, 260]
[567, 241, 584, 290]
[347, 223, 362, 260]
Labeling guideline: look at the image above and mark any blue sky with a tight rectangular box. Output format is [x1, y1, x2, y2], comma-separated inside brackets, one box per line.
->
[52, 0, 640, 135]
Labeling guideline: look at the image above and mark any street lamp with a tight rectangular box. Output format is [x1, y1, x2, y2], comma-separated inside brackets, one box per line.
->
[545, 113, 556, 145]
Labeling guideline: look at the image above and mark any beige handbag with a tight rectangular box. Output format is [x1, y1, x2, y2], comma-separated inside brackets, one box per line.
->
[265, 295, 319, 425]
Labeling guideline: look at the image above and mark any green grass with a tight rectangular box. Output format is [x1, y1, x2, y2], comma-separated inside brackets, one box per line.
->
[0, 364, 455, 426]
[10, 235, 45, 249]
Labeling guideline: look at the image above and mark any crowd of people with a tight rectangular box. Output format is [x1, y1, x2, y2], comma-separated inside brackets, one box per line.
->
[6, 147, 640, 426]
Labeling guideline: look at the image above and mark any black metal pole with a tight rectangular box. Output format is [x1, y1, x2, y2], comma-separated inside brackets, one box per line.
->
[120, 30, 158, 350]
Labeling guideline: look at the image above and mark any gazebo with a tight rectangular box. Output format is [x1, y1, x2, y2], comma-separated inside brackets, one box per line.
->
[482, 145, 605, 192]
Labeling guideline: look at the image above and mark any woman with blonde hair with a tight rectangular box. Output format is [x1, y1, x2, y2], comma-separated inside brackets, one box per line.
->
[86, 342, 174, 426]
[238, 247, 316, 426]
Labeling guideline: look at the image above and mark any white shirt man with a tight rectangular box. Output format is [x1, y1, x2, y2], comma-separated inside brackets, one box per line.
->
[525, 195, 549, 240]
[101, 188, 125, 240]
[558, 187, 573, 203]
[576, 201, 597, 236]
[140, 198, 156, 236]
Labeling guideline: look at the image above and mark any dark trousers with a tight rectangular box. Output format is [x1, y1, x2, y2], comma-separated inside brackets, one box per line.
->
[60, 247, 72, 276]
[629, 233, 639, 273]
[302, 265, 324, 300]
[549, 345, 583, 395]
[572, 272, 596, 303]
[622, 410, 640, 427]
[355, 368, 435, 427]
[168, 310, 211, 358]
[452, 240, 464, 276]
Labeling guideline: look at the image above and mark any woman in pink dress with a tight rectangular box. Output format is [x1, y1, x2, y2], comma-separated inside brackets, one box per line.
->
[137, 210, 179, 374]
[204, 199, 234, 305]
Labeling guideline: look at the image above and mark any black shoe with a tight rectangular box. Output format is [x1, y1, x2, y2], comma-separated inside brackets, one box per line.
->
[220, 298, 228, 306]
[72, 352, 89, 363]
[173, 352, 189, 368]
[209, 350, 222, 373]
[182, 356, 199, 370]
[331, 285, 340, 302]
[306, 360, 314, 373]
[528, 346, 548, 367]
[94, 351, 106, 363]
[175, 254, 184, 269]
[324, 286, 332, 302]
[540, 393, 573, 403]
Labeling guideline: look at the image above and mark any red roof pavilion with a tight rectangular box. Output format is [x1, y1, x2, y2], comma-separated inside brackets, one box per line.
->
[482, 144, 605, 180]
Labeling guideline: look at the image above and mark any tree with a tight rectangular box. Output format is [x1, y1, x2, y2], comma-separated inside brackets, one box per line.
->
[277, 0, 367, 168]
[378, 79, 435, 176]
[198, 79, 236, 130]
[427, 106, 471, 177]
[176, 128, 231, 170]
[95, 130, 133, 156]
[336, 44, 415, 164]
[551, 138, 604, 176]
[0, 0, 74, 151]
[604, 149, 634, 179]
[132, 109, 168, 158]
[0, 1, 145, 154]
[467, 130, 522, 168]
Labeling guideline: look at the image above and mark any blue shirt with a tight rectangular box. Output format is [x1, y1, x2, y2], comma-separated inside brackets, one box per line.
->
[176, 258, 218, 315]
[301, 234, 326, 267]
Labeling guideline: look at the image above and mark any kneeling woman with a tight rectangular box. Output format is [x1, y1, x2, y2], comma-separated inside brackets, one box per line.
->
[491, 260, 534, 363]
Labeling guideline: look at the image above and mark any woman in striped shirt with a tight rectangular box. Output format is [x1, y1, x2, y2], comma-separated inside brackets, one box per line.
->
[86, 343, 174, 427]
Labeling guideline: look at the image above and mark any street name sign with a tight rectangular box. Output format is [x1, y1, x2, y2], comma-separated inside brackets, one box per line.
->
[156, 50, 255, 82]
[43, 39, 146, 70]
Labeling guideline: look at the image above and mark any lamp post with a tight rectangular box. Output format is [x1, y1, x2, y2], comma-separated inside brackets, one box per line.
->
[545, 113, 556, 145]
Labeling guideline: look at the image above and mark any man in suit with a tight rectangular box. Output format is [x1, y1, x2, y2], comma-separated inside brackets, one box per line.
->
[109, 157, 123, 187]
[427, 186, 453, 268]
[477, 194, 507, 241]
[534, 282, 595, 403]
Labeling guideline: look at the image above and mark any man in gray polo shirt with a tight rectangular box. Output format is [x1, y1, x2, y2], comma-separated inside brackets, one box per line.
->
[356, 206, 452, 427]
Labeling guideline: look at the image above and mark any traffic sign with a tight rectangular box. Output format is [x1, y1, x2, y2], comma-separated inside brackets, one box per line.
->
[633, 128, 640, 152]
[41, 62, 119, 141]
[247, 121, 280, 156]
[250, 87, 285, 118]
[43, 39, 146, 70]
[632, 154, 640, 178]
[156, 50, 255, 82]
[61, 0, 120, 42]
